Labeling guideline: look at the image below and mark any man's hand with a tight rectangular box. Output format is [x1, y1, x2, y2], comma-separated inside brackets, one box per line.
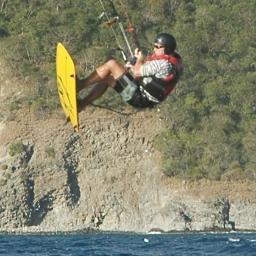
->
[125, 48, 144, 69]
[134, 48, 144, 62]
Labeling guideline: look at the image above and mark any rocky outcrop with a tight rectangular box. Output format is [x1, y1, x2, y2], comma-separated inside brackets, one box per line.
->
[0, 105, 256, 233]
[1, 48, 256, 234]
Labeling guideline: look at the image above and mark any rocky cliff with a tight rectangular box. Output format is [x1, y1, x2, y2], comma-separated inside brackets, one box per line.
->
[0, 61, 256, 233]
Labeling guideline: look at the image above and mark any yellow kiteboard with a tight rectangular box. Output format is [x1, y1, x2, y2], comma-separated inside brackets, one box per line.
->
[56, 43, 79, 131]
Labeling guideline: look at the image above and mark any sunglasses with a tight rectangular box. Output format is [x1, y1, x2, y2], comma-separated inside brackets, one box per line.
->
[154, 44, 164, 49]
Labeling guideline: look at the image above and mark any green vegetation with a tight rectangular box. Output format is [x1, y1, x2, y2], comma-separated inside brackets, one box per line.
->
[45, 146, 56, 158]
[1, 1, 255, 180]
[0, 178, 7, 186]
[9, 142, 25, 157]
[1, 164, 8, 171]
[153, 1, 256, 180]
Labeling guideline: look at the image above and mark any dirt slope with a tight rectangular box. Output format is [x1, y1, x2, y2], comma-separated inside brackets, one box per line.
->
[0, 60, 256, 233]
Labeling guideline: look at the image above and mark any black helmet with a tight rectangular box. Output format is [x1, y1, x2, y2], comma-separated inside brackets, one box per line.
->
[155, 33, 176, 54]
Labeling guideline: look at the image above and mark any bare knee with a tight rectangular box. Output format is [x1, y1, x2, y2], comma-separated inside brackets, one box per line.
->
[105, 59, 119, 67]
[105, 59, 126, 79]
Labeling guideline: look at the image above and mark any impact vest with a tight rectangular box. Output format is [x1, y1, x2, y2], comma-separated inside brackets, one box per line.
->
[142, 52, 183, 102]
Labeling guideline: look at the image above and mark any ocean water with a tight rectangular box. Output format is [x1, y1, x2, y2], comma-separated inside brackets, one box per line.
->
[0, 232, 255, 256]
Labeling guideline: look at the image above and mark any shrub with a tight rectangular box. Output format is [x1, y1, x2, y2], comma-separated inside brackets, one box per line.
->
[9, 142, 25, 156]
[1, 164, 8, 171]
[45, 147, 56, 158]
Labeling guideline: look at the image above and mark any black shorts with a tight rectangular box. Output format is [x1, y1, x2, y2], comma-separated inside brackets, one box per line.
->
[126, 87, 157, 108]
[115, 73, 158, 109]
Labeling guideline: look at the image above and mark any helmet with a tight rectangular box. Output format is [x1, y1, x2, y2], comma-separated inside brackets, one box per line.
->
[154, 33, 176, 54]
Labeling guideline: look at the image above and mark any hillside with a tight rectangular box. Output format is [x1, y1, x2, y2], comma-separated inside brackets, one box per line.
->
[1, 0, 255, 180]
[0, 61, 256, 233]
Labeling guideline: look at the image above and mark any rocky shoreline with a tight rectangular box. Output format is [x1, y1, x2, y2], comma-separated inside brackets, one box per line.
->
[0, 106, 256, 234]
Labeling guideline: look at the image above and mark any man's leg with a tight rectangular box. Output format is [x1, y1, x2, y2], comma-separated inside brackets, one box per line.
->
[77, 59, 126, 92]
[78, 81, 108, 112]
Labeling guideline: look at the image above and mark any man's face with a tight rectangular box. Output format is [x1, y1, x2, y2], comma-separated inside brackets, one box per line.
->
[153, 44, 165, 55]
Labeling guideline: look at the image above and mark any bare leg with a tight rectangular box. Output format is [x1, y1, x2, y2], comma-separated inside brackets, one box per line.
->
[77, 71, 101, 92]
[77, 59, 127, 111]
[77, 59, 126, 92]
[78, 81, 108, 112]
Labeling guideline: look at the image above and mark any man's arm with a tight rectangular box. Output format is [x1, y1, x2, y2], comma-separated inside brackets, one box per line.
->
[126, 48, 144, 78]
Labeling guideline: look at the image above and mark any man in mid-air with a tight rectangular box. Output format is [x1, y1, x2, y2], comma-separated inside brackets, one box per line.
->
[77, 33, 183, 110]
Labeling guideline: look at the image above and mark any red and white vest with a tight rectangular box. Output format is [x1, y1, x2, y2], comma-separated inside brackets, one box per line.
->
[143, 52, 183, 101]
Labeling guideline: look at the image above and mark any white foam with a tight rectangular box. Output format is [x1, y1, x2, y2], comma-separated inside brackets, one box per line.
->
[144, 238, 149, 243]
[229, 238, 240, 242]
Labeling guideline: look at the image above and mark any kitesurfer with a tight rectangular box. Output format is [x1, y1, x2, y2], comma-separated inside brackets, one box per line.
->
[77, 33, 183, 110]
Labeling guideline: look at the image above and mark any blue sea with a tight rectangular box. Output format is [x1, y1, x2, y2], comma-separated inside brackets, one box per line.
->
[0, 232, 255, 256]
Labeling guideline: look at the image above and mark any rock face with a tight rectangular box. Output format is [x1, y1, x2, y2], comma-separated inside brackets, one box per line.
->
[0, 60, 256, 233]
[0, 105, 256, 233]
